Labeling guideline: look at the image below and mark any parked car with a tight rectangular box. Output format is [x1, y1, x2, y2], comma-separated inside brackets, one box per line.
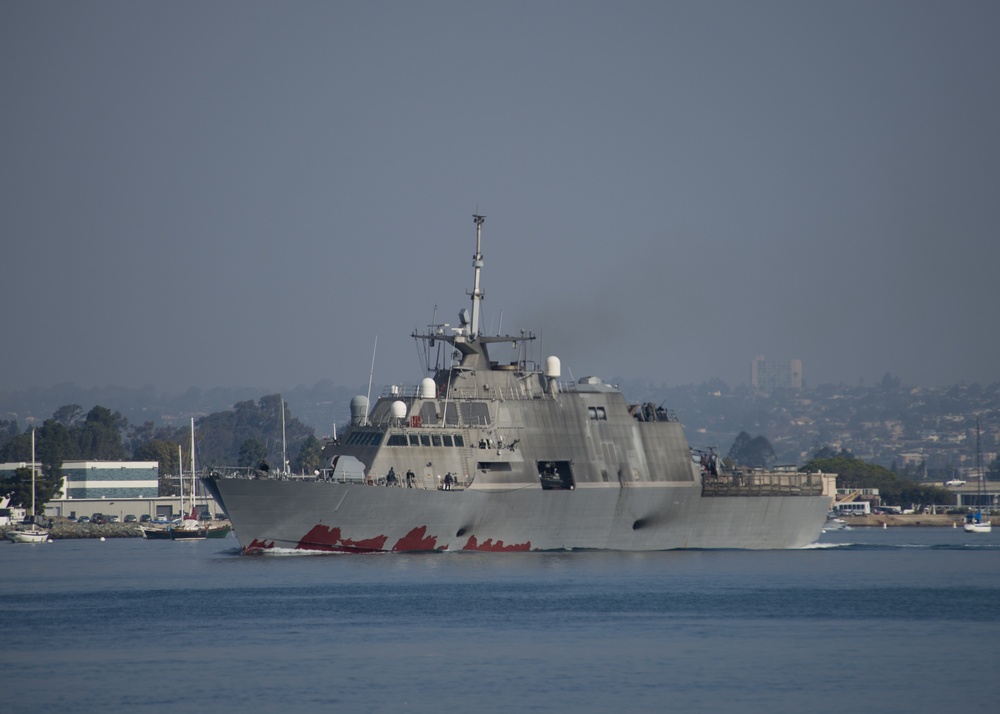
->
[152, 516, 170, 524]
[124, 514, 137, 523]
[78, 516, 91, 523]
[139, 514, 152, 523]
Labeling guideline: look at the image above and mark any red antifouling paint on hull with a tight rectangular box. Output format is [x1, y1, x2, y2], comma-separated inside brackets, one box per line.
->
[392, 526, 440, 552]
[462, 535, 531, 552]
[244, 538, 275, 553]
[295, 525, 389, 553]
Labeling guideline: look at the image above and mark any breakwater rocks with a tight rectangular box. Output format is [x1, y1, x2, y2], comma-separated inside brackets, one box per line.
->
[1, 521, 143, 540]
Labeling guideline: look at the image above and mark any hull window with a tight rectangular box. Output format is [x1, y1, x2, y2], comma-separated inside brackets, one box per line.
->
[477, 462, 513, 472]
[537, 461, 575, 490]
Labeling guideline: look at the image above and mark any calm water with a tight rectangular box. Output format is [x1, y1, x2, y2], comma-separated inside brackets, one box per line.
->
[3, 527, 999, 713]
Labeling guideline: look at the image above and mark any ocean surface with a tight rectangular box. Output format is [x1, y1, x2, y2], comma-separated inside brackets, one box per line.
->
[3, 526, 999, 714]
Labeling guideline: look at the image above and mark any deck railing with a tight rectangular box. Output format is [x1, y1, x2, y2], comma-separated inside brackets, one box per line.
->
[701, 471, 825, 497]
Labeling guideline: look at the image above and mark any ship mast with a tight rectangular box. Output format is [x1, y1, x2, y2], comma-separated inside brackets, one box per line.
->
[411, 215, 534, 373]
[30, 427, 36, 519]
[470, 214, 485, 337]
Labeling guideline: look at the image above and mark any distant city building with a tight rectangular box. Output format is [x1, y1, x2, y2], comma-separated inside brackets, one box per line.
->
[751, 356, 802, 391]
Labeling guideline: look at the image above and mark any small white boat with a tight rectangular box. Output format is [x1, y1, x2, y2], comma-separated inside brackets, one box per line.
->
[964, 519, 992, 534]
[7, 429, 50, 544]
[6, 526, 49, 543]
[964, 420, 993, 534]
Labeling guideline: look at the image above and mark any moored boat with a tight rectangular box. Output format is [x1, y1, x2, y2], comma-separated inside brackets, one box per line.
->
[6, 525, 49, 544]
[964, 419, 992, 534]
[6, 429, 50, 544]
[142, 419, 232, 541]
[140, 512, 231, 541]
[205, 216, 835, 554]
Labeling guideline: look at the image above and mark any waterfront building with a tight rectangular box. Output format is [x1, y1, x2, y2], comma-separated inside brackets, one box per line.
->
[60, 461, 159, 498]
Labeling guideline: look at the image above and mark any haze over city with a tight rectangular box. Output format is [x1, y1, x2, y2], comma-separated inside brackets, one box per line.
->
[3, 2, 998, 395]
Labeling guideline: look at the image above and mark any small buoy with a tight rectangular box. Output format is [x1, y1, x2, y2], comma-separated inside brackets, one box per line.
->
[100, 536, 106, 542]
[882, 522, 887, 529]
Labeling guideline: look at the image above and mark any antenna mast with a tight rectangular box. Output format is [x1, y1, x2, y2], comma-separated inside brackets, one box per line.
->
[470, 214, 485, 337]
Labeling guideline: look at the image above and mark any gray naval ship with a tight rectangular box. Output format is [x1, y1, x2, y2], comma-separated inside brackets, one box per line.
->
[205, 216, 834, 554]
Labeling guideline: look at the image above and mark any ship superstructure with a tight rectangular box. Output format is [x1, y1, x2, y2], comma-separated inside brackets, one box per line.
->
[205, 216, 833, 553]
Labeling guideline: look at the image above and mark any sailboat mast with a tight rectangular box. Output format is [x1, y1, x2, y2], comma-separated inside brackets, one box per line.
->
[190, 418, 196, 513]
[30, 427, 36, 518]
[178, 444, 184, 516]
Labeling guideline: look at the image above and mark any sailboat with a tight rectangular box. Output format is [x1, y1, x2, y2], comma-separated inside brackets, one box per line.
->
[964, 419, 992, 533]
[6, 429, 50, 543]
[141, 419, 230, 540]
[169, 419, 209, 540]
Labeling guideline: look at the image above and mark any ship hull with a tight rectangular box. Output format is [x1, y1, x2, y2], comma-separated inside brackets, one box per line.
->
[206, 477, 829, 553]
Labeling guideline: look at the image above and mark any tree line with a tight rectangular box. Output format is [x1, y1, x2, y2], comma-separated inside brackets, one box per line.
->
[0, 396, 323, 514]
[803, 448, 953, 508]
[726, 432, 955, 509]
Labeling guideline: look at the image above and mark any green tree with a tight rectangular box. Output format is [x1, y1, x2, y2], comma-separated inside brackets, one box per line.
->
[133, 439, 181, 478]
[77, 406, 127, 459]
[0, 426, 65, 513]
[0, 419, 19, 453]
[36, 420, 71, 501]
[0, 466, 36, 513]
[52, 404, 84, 427]
[194, 394, 315, 468]
[803, 453, 951, 508]
[0, 428, 30, 462]
[294, 434, 323, 475]
[728, 432, 752, 462]
[728, 431, 776, 469]
[238, 438, 268, 469]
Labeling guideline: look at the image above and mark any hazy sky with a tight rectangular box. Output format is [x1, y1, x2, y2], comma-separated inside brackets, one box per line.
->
[3, 1, 998, 394]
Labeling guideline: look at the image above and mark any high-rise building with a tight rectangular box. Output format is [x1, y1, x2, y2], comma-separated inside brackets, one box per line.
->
[751, 356, 802, 391]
